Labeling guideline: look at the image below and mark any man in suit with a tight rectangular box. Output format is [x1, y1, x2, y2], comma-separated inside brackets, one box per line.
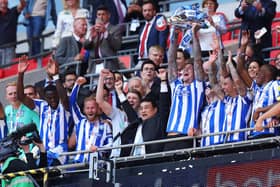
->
[84, 0, 127, 25]
[84, 5, 124, 74]
[120, 68, 171, 156]
[234, 0, 276, 59]
[55, 13, 88, 75]
[138, 0, 169, 59]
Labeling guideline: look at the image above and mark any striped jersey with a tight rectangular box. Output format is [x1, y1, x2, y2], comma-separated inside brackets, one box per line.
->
[166, 80, 205, 134]
[200, 100, 225, 147]
[34, 99, 70, 164]
[249, 80, 280, 137]
[74, 119, 113, 163]
[223, 93, 252, 143]
[70, 84, 113, 162]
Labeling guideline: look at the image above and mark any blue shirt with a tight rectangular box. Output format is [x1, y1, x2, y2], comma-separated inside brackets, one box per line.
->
[166, 80, 205, 134]
[70, 84, 113, 162]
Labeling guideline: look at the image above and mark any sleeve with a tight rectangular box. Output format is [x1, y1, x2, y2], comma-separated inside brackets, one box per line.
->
[25, 153, 37, 169]
[70, 84, 84, 124]
[3, 159, 30, 174]
[54, 37, 76, 65]
[34, 99, 44, 113]
[102, 122, 113, 148]
[216, 14, 227, 34]
[118, 93, 139, 124]
[107, 25, 123, 51]
[38, 152, 48, 168]
[159, 82, 171, 136]
[234, 1, 243, 18]
[158, 21, 169, 50]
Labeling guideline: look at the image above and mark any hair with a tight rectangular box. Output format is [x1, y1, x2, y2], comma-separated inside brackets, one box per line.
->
[142, 0, 156, 9]
[247, 57, 264, 69]
[63, 0, 80, 9]
[148, 45, 164, 54]
[113, 71, 124, 82]
[97, 5, 110, 12]
[62, 68, 77, 83]
[24, 85, 37, 93]
[202, 0, 219, 11]
[84, 95, 97, 103]
[43, 85, 57, 93]
[127, 89, 142, 100]
[5, 82, 16, 88]
[177, 48, 191, 60]
[141, 95, 157, 108]
[263, 64, 278, 81]
[141, 59, 157, 71]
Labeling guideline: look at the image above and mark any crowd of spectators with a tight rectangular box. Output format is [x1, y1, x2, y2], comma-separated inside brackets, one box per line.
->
[0, 0, 280, 170]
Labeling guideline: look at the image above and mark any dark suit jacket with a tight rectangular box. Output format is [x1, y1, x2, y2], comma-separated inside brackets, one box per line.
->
[138, 15, 169, 57]
[120, 82, 171, 156]
[55, 36, 80, 65]
[234, 0, 276, 48]
[84, 23, 123, 72]
[84, 0, 127, 25]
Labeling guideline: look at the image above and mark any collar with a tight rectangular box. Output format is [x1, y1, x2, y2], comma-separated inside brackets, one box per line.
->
[146, 16, 156, 25]
[73, 33, 81, 41]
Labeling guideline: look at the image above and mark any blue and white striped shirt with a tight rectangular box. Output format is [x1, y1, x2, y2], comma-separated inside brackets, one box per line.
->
[34, 99, 70, 164]
[201, 100, 225, 147]
[223, 93, 252, 143]
[70, 84, 113, 162]
[249, 80, 280, 137]
[166, 80, 205, 134]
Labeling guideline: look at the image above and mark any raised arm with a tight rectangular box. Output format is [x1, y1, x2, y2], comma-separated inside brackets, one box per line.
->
[47, 58, 69, 111]
[236, 31, 253, 88]
[192, 23, 205, 82]
[96, 69, 112, 116]
[227, 51, 247, 97]
[17, 55, 35, 109]
[17, 0, 26, 13]
[204, 51, 218, 87]
[70, 77, 87, 124]
[157, 68, 171, 136]
[167, 26, 179, 82]
[115, 79, 138, 123]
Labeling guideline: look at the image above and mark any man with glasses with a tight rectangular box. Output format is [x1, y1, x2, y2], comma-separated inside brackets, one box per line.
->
[140, 60, 161, 102]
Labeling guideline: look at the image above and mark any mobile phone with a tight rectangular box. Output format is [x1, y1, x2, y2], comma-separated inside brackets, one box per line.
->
[254, 27, 267, 39]
[95, 17, 103, 24]
[246, 0, 255, 4]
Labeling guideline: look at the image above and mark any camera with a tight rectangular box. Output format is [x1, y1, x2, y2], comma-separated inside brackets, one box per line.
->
[0, 123, 39, 162]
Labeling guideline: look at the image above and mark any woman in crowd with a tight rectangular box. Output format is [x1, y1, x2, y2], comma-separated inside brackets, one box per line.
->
[52, 0, 89, 48]
[198, 0, 227, 57]
[247, 58, 263, 80]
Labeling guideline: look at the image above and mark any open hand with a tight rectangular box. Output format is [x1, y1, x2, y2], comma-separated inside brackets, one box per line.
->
[18, 55, 29, 73]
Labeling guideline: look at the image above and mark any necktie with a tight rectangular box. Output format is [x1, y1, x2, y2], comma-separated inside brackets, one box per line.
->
[139, 22, 150, 58]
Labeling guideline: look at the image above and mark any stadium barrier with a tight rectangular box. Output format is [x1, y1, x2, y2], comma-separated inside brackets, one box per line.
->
[1, 125, 279, 186]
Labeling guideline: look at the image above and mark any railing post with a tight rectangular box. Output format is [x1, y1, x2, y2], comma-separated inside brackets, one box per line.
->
[43, 172, 48, 187]
[89, 152, 99, 180]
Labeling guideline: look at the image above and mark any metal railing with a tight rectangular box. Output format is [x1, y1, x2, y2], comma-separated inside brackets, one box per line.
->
[0, 125, 279, 186]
